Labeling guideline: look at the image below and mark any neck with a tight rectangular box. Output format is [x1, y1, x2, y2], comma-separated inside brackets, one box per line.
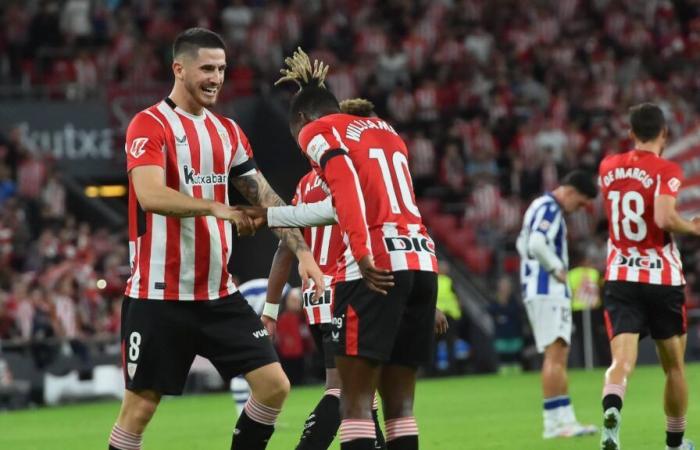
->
[168, 85, 204, 116]
[551, 187, 566, 205]
[634, 141, 662, 155]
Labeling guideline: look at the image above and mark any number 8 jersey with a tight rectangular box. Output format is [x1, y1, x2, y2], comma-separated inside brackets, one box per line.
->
[298, 113, 437, 281]
[599, 149, 685, 285]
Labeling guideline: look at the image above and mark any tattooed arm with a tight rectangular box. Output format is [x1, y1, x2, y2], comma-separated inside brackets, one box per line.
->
[231, 172, 326, 295]
[131, 165, 255, 234]
[231, 172, 309, 252]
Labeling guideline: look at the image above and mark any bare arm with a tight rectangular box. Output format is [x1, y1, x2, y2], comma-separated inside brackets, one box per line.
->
[261, 243, 296, 336]
[131, 165, 216, 216]
[654, 195, 700, 236]
[231, 172, 309, 249]
[130, 165, 255, 234]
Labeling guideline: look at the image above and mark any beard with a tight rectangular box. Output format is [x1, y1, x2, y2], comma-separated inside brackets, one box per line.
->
[185, 79, 218, 107]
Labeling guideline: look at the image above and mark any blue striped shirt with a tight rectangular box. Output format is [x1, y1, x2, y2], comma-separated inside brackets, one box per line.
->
[516, 193, 570, 299]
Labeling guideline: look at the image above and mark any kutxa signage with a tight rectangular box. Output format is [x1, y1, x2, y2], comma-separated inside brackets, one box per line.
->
[0, 101, 120, 178]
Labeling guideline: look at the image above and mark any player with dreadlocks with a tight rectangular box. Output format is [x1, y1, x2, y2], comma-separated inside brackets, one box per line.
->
[274, 49, 439, 450]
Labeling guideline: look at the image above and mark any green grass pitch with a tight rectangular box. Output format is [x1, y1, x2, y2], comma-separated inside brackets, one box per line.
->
[1, 364, 698, 449]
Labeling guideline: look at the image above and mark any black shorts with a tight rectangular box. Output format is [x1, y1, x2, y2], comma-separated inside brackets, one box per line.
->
[332, 270, 438, 366]
[120, 293, 278, 395]
[603, 281, 687, 340]
[309, 323, 336, 369]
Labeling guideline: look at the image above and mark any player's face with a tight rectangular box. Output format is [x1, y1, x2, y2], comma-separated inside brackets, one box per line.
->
[180, 48, 227, 107]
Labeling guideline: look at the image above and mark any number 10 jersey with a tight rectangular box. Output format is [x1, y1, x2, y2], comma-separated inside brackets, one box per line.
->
[297, 113, 437, 282]
[599, 149, 685, 286]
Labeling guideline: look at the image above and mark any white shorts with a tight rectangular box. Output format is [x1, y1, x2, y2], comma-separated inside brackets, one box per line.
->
[523, 296, 572, 353]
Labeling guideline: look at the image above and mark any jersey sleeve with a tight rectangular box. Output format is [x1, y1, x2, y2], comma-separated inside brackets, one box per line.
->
[227, 119, 258, 177]
[125, 112, 166, 172]
[298, 120, 371, 262]
[656, 162, 684, 198]
[529, 202, 561, 238]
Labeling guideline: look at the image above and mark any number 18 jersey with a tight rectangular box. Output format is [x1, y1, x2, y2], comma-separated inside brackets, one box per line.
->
[599, 149, 685, 285]
[298, 113, 437, 281]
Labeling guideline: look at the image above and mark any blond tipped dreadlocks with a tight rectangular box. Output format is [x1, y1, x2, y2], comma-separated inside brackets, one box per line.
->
[339, 98, 375, 117]
[274, 47, 329, 89]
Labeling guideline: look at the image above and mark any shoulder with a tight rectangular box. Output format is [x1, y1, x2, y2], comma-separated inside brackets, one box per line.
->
[128, 107, 167, 136]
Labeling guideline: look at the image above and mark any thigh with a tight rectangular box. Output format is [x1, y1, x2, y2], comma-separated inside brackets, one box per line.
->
[603, 281, 648, 339]
[310, 323, 337, 369]
[333, 274, 412, 362]
[389, 271, 438, 367]
[121, 297, 196, 395]
[197, 293, 279, 381]
[647, 284, 687, 340]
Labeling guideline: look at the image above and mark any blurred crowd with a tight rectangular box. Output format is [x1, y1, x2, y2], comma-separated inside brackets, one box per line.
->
[3, 0, 700, 369]
[0, 127, 130, 357]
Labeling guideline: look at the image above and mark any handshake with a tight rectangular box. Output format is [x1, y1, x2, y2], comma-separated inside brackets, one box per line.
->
[212, 203, 268, 237]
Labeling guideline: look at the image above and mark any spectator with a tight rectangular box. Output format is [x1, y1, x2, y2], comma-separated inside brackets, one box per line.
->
[275, 288, 311, 385]
[488, 276, 524, 374]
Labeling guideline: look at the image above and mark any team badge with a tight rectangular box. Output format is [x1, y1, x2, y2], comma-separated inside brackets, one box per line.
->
[127, 363, 138, 379]
[668, 177, 681, 192]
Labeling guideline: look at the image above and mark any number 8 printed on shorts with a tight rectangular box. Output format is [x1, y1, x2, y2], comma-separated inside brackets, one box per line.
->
[128, 331, 142, 361]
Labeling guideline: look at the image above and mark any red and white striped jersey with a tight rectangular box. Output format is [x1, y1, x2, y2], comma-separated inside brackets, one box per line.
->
[298, 113, 437, 282]
[293, 171, 343, 325]
[124, 99, 256, 300]
[599, 149, 686, 285]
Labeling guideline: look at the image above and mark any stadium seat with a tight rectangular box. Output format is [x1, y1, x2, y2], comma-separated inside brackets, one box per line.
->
[461, 246, 493, 275]
[444, 226, 477, 256]
[502, 254, 520, 273]
[426, 214, 457, 242]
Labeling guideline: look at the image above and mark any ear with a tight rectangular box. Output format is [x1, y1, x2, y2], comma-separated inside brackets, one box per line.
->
[172, 59, 185, 81]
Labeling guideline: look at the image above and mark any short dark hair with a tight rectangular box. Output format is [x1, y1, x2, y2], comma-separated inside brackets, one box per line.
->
[173, 27, 226, 59]
[289, 85, 340, 124]
[629, 102, 666, 142]
[561, 170, 598, 198]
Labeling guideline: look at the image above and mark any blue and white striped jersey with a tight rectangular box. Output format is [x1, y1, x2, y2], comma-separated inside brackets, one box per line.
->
[238, 278, 290, 316]
[516, 193, 570, 299]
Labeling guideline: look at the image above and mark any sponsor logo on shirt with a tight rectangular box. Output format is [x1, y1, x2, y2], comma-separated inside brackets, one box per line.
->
[612, 254, 663, 269]
[302, 289, 332, 307]
[127, 137, 149, 159]
[182, 165, 228, 185]
[384, 235, 436, 254]
[175, 135, 187, 146]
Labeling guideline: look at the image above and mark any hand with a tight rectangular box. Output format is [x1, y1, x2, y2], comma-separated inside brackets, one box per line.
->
[261, 315, 277, 338]
[553, 269, 567, 284]
[358, 255, 394, 295]
[235, 205, 268, 230]
[211, 203, 255, 236]
[298, 251, 325, 300]
[434, 308, 449, 335]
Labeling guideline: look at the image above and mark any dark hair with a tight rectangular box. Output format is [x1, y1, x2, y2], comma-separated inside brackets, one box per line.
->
[561, 170, 598, 198]
[173, 27, 226, 59]
[629, 102, 666, 142]
[289, 86, 340, 122]
[339, 98, 375, 117]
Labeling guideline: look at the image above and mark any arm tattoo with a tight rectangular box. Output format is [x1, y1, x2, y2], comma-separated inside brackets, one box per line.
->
[232, 173, 311, 254]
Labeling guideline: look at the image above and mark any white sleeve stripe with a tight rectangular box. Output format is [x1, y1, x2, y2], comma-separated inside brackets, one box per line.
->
[144, 110, 166, 130]
[341, 154, 372, 252]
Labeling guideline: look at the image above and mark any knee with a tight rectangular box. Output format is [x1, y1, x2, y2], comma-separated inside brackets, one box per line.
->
[340, 393, 373, 418]
[257, 372, 290, 404]
[382, 396, 414, 420]
[609, 358, 635, 378]
[120, 398, 158, 430]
